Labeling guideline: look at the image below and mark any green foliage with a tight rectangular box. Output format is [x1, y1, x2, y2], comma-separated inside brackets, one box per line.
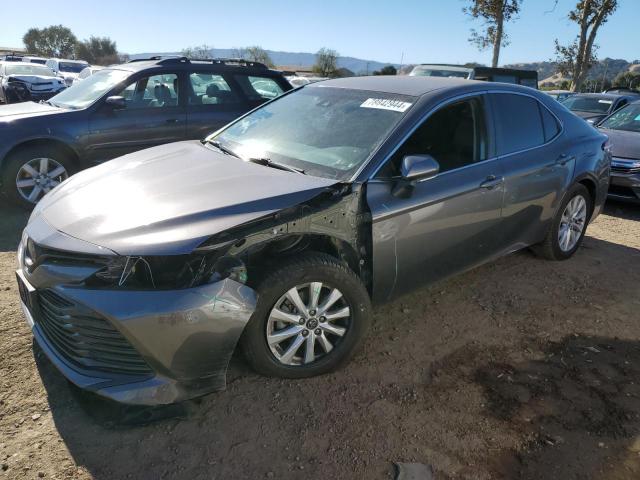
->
[373, 65, 397, 76]
[180, 44, 213, 60]
[75, 36, 118, 65]
[612, 71, 640, 90]
[464, 0, 522, 66]
[23, 25, 77, 58]
[313, 48, 339, 77]
[243, 46, 274, 67]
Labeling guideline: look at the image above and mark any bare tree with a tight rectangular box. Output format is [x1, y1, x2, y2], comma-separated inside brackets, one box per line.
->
[180, 44, 213, 60]
[243, 46, 274, 67]
[464, 0, 523, 67]
[554, 0, 618, 92]
[313, 48, 339, 77]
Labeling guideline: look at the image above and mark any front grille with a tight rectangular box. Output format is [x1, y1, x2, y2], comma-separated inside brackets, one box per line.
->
[611, 159, 640, 174]
[36, 289, 153, 377]
[608, 185, 639, 199]
[25, 240, 109, 273]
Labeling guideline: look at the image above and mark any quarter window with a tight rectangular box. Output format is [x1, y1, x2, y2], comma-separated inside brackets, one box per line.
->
[539, 104, 560, 142]
[492, 94, 545, 155]
[234, 75, 284, 101]
[378, 97, 488, 177]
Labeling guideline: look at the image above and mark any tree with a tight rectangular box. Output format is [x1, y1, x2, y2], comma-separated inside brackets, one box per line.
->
[180, 44, 212, 60]
[313, 48, 339, 77]
[464, 0, 523, 68]
[613, 71, 640, 90]
[554, 0, 619, 92]
[75, 36, 118, 65]
[243, 46, 274, 67]
[23, 25, 77, 58]
[373, 65, 397, 76]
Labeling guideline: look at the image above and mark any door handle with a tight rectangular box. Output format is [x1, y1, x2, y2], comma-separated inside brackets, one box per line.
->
[480, 175, 504, 190]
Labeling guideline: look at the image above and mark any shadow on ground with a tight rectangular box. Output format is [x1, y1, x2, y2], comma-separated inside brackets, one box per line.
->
[0, 203, 28, 251]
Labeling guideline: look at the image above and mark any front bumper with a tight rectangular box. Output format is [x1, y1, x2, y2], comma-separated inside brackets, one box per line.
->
[17, 233, 257, 405]
[608, 171, 640, 203]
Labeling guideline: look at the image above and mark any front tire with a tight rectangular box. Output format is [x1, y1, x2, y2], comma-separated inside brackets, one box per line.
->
[532, 183, 592, 261]
[241, 253, 371, 379]
[2, 145, 75, 209]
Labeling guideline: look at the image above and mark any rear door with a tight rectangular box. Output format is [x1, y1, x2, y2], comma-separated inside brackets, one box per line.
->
[367, 94, 506, 302]
[87, 72, 187, 162]
[490, 92, 574, 250]
[184, 71, 249, 140]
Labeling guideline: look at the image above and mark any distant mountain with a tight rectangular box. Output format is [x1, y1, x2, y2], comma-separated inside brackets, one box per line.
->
[130, 48, 398, 74]
[504, 58, 640, 85]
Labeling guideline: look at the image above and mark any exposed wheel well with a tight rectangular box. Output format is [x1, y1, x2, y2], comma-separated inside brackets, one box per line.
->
[243, 233, 369, 295]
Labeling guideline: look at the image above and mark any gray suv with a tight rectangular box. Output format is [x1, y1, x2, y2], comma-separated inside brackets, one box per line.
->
[16, 76, 610, 405]
[0, 57, 292, 207]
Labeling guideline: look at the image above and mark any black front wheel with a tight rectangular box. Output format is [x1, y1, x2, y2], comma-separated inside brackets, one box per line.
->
[241, 253, 372, 379]
[532, 183, 592, 261]
[2, 145, 75, 209]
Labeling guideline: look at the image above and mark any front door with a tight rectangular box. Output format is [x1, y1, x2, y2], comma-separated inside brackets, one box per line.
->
[87, 72, 187, 163]
[367, 95, 505, 302]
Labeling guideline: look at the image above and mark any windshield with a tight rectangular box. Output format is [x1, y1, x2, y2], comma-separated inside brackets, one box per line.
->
[209, 87, 415, 180]
[5, 64, 55, 76]
[600, 103, 640, 133]
[561, 96, 613, 114]
[49, 69, 130, 109]
[59, 62, 88, 73]
[410, 66, 471, 79]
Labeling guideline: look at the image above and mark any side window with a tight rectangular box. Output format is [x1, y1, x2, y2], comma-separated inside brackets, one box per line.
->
[539, 104, 560, 142]
[492, 94, 545, 155]
[115, 73, 179, 109]
[616, 99, 628, 111]
[234, 75, 284, 101]
[378, 97, 488, 178]
[188, 73, 240, 106]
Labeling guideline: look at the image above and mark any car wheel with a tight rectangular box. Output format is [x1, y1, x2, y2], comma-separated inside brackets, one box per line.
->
[241, 253, 372, 379]
[2, 145, 75, 209]
[532, 183, 592, 261]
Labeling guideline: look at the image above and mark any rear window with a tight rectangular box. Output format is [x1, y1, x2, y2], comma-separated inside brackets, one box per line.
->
[492, 93, 545, 155]
[234, 75, 284, 100]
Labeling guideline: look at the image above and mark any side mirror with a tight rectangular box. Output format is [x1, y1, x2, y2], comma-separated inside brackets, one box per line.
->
[391, 155, 440, 198]
[401, 154, 440, 181]
[105, 96, 126, 109]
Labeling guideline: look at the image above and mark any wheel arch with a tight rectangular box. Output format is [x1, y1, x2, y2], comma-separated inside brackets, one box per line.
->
[1, 137, 81, 172]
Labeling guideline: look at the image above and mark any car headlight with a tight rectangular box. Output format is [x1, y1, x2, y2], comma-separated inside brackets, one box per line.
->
[88, 251, 247, 290]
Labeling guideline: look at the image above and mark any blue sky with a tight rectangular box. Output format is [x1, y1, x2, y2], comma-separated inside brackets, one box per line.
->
[1, 0, 638, 65]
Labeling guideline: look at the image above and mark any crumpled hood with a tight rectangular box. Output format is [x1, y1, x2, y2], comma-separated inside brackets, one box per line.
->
[0, 101, 65, 121]
[31, 141, 339, 256]
[600, 127, 640, 160]
[6, 74, 63, 86]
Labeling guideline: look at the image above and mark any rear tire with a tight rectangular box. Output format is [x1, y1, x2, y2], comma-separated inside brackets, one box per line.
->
[532, 183, 592, 261]
[2, 145, 75, 209]
[241, 253, 371, 379]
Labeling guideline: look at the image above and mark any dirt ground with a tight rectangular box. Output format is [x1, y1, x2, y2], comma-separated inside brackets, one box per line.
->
[1, 200, 640, 480]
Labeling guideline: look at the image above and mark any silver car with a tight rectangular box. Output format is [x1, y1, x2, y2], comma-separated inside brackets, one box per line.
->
[16, 76, 610, 405]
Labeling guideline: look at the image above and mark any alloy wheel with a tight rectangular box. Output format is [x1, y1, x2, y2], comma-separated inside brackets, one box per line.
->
[16, 158, 68, 204]
[266, 282, 352, 366]
[558, 194, 587, 252]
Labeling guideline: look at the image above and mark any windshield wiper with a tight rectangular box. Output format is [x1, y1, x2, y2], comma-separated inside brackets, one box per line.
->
[203, 139, 241, 159]
[248, 157, 306, 175]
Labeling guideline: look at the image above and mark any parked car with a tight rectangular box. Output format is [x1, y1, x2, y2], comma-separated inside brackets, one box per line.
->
[44, 58, 90, 86]
[72, 65, 104, 84]
[560, 92, 640, 124]
[597, 100, 640, 202]
[0, 56, 292, 207]
[545, 89, 575, 102]
[21, 56, 48, 65]
[0, 62, 66, 104]
[409, 64, 538, 88]
[16, 76, 609, 405]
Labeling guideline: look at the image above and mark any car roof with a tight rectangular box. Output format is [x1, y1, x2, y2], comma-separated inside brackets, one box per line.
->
[111, 57, 284, 76]
[571, 92, 629, 100]
[309, 75, 535, 97]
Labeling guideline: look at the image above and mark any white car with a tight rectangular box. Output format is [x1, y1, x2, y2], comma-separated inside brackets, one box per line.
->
[45, 58, 89, 86]
[72, 65, 104, 85]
